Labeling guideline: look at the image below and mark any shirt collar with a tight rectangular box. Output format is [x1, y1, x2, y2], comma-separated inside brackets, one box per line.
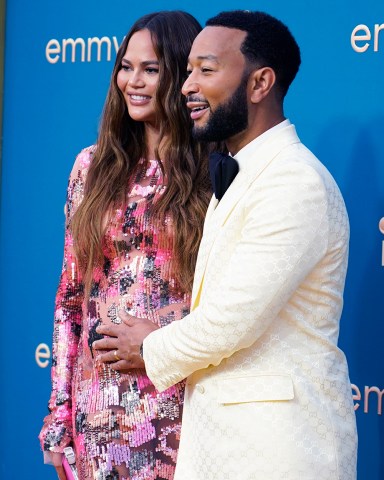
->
[233, 119, 291, 167]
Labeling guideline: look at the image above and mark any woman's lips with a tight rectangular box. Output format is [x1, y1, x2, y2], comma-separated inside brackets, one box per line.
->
[128, 94, 152, 105]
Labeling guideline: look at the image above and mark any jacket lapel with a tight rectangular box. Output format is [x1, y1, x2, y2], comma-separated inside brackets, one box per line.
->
[191, 124, 300, 309]
[191, 195, 218, 304]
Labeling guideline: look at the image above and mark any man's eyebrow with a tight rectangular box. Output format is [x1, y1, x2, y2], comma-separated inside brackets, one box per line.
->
[188, 54, 219, 63]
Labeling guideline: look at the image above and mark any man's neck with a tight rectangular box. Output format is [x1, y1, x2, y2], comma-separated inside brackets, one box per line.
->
[226, 114, 285, 156]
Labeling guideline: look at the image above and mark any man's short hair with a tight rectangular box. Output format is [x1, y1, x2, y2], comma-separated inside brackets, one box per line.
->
[206, 10, 301, 99]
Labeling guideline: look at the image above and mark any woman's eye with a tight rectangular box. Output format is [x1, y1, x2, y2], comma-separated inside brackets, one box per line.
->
[146, 67, 159, 74]
[120, 64, 131, 72]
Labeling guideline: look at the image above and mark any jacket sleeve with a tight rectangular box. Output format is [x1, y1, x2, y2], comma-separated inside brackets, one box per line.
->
[39, 148, 92, 453]
[143, 160, 337, 392]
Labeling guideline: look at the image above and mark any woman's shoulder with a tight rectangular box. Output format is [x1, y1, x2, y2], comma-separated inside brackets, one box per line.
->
[65, 145, 97, 214]
[70, 144, 97, 178]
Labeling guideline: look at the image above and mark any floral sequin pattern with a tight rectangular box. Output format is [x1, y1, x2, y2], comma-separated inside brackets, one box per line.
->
[40, 146, 189, 480]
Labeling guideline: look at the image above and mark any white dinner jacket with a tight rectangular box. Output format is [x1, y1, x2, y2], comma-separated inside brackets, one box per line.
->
[143, 123, 357, 479]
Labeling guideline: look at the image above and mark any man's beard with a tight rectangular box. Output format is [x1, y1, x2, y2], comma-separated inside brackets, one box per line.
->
[192, 75, 249, 142]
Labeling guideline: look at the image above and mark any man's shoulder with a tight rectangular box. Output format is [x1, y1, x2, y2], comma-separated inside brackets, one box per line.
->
[274, 141, 335, 183]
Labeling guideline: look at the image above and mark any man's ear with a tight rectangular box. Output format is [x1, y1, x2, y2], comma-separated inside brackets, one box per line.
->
[249, 67, 276, 103]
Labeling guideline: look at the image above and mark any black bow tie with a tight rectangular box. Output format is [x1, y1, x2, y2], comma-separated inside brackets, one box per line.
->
[209, 152, 239, 201]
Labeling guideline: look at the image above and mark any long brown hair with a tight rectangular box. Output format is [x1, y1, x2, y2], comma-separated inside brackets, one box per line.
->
[70, 11, 212, 294]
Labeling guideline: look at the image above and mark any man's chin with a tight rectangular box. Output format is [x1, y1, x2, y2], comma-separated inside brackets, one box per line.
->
[192, 125, 215, 142]
[192, 125, 206, 140]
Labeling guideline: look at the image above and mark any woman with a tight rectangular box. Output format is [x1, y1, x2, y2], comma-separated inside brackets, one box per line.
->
[39, 11, 212, 480]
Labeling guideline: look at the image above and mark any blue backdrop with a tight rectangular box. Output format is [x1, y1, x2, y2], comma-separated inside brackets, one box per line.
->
[0, 0, 383, 478]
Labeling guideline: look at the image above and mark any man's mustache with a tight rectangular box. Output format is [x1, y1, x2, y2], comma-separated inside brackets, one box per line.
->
[186, 95, 208, 104]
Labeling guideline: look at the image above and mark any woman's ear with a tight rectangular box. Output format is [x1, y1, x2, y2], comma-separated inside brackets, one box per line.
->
[249, 67, 276, 103]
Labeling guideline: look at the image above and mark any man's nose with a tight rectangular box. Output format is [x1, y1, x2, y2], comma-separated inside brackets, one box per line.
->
[182, 73, 199, 97]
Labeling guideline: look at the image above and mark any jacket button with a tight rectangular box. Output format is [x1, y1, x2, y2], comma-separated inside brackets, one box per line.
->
[196, 383, 205, 394]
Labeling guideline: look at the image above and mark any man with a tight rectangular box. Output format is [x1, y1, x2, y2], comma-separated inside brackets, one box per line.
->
[94, 10, 358, 479]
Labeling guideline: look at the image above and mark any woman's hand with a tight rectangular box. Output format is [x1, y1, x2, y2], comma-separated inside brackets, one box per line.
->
[51, 452, 67, 480]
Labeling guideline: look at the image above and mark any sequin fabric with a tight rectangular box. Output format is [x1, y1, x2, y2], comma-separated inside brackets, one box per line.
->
[40, 146, 189, 480]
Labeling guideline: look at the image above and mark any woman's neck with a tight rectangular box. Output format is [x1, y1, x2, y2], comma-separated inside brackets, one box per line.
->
[144, 123, 161, 160]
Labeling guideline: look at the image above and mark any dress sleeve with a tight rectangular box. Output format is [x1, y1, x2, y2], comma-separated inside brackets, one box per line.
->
[39, 147, 93, 453]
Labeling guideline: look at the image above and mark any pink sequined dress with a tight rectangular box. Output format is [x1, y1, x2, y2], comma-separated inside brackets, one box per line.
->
[40, 146, 189, 480]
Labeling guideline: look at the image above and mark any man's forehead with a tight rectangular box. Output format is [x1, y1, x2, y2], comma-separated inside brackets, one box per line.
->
[189, 26, 247, 60]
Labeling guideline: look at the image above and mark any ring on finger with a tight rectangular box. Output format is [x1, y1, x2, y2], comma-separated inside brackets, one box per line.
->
[114, 350, 121, 361]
